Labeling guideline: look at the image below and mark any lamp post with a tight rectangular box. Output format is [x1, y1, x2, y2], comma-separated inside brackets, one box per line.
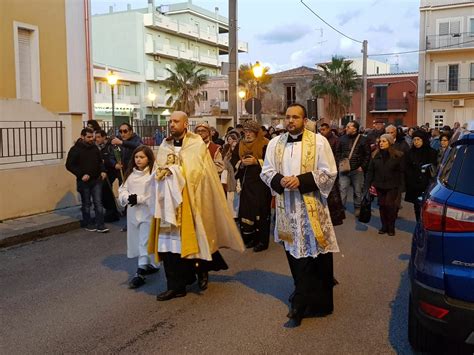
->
[107, 71, 118, 124]
[252, 61, 263, 121]
[238, 90, 245, 120]
[148, 92, 156, 124]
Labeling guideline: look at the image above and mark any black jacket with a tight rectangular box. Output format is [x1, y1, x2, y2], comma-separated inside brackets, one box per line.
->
[367, 150, 405, 191]
[66, 140, 105, 181]
[98, 141, 117, 179]
[119, 134, 143, 170]
[404, 145, 438, 202]
[337, 133, 371, 172]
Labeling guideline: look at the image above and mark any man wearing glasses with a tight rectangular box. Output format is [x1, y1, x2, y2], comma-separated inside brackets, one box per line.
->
[111, 123, 143, 184]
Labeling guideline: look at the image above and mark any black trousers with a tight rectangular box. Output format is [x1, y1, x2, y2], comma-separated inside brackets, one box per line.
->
[377, 188, 399, 233]
[159, 251, 229, 291]
[285, 250, 334, 316]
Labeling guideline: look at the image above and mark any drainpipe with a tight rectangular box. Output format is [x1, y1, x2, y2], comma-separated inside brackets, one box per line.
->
[84, 0, 93, 119]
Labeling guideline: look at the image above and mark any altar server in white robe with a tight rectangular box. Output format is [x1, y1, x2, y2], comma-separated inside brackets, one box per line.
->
[260, 103, 339, 328]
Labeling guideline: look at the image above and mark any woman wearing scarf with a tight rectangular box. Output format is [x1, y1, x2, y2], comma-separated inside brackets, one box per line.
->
[404, 130, 437, 221]
[366, 134, 405, 236]
[221, 130, 241, 219]
[236, 120, 272, 252]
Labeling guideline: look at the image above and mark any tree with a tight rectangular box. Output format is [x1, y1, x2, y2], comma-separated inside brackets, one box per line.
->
[311, 56, 361, 125]
[163, 59, 209, 116]
[238, 63, 272, 101]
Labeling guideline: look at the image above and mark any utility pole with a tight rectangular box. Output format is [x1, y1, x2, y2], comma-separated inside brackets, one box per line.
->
[228, 0, 238, 127]
[360, 40, 368, 129]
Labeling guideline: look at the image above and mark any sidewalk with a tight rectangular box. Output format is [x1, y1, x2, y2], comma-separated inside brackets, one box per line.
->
[0, 206, 82, 248]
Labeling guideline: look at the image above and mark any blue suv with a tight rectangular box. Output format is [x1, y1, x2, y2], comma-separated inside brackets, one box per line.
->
[408, 126, 474, 352]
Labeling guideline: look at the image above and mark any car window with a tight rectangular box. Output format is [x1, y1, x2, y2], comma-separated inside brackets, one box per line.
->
[440, 146, 460, 188]
[452, 145, 474, 196]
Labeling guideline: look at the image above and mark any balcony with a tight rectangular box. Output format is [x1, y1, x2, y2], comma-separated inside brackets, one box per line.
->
[94, 93, 140, 105]
[143, 13, 248, 53]
[368, 99, 408, 113]
[218, 33, 248, 53]
[426, 32, 474, 51]
[145, 66, 168, 81]
[425, 78, 474, 95]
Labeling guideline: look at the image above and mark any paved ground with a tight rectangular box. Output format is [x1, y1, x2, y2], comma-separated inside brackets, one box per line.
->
[1, 203, 417, 354]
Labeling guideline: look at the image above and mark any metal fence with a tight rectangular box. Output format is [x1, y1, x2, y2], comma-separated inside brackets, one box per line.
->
[0, 121, 64, 165]
[86, 120, 199, 148]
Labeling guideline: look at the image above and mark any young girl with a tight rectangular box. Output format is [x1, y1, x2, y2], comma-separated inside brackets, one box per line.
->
[119, 145, 159, 289]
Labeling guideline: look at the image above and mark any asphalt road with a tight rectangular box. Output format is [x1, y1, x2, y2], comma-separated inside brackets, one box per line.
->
[1, 203, 417, 354]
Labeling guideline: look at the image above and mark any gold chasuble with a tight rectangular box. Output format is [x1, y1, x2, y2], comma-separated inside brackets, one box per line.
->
[148, 132, 245, 261]
[274, 129, 332, 250]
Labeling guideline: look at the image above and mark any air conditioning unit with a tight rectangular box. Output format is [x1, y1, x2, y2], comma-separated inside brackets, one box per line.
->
[452, 99, 464, 107]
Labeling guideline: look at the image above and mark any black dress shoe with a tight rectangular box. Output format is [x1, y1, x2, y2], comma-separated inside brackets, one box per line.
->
[197, 271, 209, 290]
[128, 275, 145, 289]
[253, 243, 268, 252]
[284, 308, 303, 328]
[156, 289, 186, 301]
[245, 240, 256, 249]
[141, 265, 160, 275]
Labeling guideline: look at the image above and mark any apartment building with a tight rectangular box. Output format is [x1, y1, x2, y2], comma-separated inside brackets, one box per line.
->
[418, 0, 474, 128]
[92, 0, 247, 124]
[0, 0, 93, 219]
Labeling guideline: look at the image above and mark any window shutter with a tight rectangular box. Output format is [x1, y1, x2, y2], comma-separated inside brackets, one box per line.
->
[18, 28, 32, 100]
[450, 20, 460, 35]
[438, 65, 448, 92]
[438, 22, 449, 36]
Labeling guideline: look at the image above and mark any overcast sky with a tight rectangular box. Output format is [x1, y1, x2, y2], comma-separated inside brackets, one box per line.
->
[91, 0, 420, 73]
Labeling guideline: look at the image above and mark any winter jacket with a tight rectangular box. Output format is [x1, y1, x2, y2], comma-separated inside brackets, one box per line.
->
[119, 134, 143, 170]
[404, 145, 438, 203]
[367, 150, 405, 191]
[66, 140, 105, 181]
[336, 133, 371, 172]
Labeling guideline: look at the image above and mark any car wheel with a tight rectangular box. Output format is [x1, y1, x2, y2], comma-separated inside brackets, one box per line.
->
[408, 294, 440, 352]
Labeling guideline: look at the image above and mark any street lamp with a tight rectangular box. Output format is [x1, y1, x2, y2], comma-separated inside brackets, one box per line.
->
[238, 90, 245, 119]
[107, 71, 118, 124]
[148, 92, 156, 124]
[252, 61, 263, 121]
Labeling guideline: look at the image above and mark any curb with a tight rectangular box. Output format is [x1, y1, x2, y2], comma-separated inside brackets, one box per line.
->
[0, 220, 81, 249]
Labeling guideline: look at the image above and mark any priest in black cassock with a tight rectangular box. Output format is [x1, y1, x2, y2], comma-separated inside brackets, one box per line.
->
[260, 103, 339, 328]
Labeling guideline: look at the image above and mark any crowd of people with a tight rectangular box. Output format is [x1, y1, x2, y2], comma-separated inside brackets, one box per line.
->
[64, 108, 465, 328]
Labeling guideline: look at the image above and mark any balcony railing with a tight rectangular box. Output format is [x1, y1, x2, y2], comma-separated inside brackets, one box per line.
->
[0, 121, 64, 165]
[425, 78, 474, 94]
[426, 32, 474, 50]
[368, 99, 408, 112]
[143, 13, 248, 53]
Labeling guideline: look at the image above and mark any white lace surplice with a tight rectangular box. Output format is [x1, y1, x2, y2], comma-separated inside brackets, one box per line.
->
[260, 133, 339, 259]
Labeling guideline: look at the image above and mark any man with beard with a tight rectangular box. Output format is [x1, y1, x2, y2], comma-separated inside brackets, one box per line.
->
[66, 128, 109, 233]
[236, 120, 272, 252]
[336, 120, 371, 217]
[149, 111, 244, 301]
[260, 103, 339, 328]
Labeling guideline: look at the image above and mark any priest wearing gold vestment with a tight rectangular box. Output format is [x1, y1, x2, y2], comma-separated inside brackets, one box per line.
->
[260, 104, 339, 328]
[149, 111, 245, 301]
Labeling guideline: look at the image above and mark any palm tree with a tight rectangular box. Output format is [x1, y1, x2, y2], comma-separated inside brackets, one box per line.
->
[311, 56, 361, 125]
[238, 63, 272, 101]
[162, 59, 209, 116]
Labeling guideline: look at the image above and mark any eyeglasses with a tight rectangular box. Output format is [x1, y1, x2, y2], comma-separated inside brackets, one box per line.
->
[119, 129, 129, 134]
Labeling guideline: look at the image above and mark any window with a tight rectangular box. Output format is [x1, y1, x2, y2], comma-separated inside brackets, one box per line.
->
[14, 22, 41, 102]
[374, 85, 388, 110]
[471, 63, 474, 80]
[219, 90, 228, 102]
[285, 84, 296, 107]
[448, 64, 459, 91]
[437, 18, 461, 47]
[432, 109, 445, 129]
[201, 91, 208, 101]
[470, 18, 474, 36]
